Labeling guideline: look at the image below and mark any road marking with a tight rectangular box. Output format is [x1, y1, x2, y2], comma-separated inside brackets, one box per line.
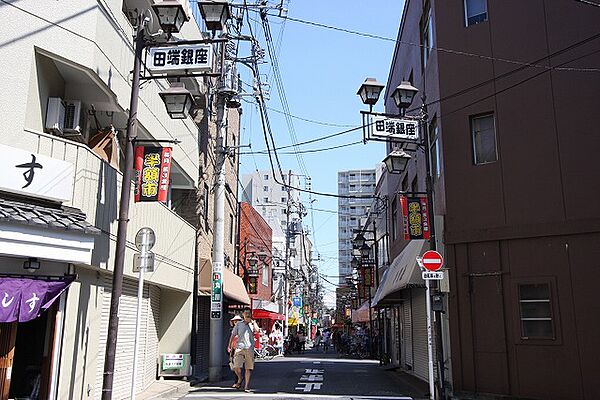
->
[294, 368, 325, 393]
[295, 382, 323, 392]
[186, 394, 413, 399]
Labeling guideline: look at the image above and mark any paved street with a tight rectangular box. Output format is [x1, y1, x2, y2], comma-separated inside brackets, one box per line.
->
[177, 348, 428, 400]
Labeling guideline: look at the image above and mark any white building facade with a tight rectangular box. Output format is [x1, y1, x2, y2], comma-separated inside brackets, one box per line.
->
[337, 169, 377, 284]
[0, 1, 203, 399]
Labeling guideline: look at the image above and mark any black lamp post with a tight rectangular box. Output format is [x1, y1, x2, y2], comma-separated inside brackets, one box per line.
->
[357, 78, 385, 113]
[383, 150, 412, 174]
[358, 76, 447, 398]
[159, 82, 195, 119]
[152, 0, 190, 34]
[198, 0, 231, 31]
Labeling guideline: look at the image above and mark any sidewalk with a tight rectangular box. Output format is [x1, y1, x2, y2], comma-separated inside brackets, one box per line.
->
[137, 379, 191, 400]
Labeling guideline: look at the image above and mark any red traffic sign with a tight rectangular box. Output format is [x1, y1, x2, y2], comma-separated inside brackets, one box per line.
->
[422, 250, 444, 271]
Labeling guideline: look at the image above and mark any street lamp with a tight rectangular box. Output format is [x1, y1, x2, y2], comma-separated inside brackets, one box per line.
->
[159, 82, 194, 119]
[351, 256, 360, 270]
[152, 0, 190, 34]
[382, 150, 412, 174]
[359, 243, 371, 259]
[391, 81, 419, 112]
[357, 77, 385, 112]
[352, 232, 366, 248]
[198, 0, 231, 31]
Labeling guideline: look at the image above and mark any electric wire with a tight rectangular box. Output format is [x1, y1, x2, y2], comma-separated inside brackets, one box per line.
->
[243, 140, 363, 155]
[257, 10, 600, 74]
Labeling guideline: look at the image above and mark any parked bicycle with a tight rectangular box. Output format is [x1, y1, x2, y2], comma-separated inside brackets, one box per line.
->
[254, 344, 278, 360]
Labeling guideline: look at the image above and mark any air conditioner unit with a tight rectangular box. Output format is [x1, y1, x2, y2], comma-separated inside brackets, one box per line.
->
[158, 354, 191, 378]
[45, 97, 65, 134]
[64, 100, 82, 133]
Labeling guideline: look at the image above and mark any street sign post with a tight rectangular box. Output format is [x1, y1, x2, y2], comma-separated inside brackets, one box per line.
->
[132, 227, 155, 400]
[417, 252, 444, 400]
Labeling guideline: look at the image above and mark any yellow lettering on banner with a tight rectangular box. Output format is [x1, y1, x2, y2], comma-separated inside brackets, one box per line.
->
[144, 153, 161, 168]
[143, 167, 159, 182]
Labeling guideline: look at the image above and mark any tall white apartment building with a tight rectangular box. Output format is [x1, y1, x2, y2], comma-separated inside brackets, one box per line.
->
[338, 169, 377, 284]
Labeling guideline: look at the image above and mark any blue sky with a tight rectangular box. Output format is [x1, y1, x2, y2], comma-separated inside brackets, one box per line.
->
[238, 1, 405, 307]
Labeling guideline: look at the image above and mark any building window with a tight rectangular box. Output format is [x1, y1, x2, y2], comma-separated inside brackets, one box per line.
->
[281, 185, 286, 191]
[421, 6, 434, 69]
[263, 185, 269, 192]
[519, 283, 554, 339]
[264, 174, 269, 180]
[391, 198, 398, 241]
[471, 113, 497, 164]
[281, 197, 286, 203]
[281, 208, 286, 215]
[429, 116, 441, 179]
[264, 197, 269, 203]
[464, 0, 488, 26]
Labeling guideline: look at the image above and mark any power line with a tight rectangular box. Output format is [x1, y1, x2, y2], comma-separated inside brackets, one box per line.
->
[259, 10, 600, 74]
[266, 106, 355, 128]
[242, 140, 363, 155]
[574, 0, 600, 7]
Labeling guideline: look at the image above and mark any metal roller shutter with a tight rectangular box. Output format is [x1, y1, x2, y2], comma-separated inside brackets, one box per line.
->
[402, 299, 413, 369]
[95, 275, 159, 399]
[411, 289, 430, 382]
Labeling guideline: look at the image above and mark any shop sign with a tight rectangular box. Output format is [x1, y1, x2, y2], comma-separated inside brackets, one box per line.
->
[292, 296, 302, 307]
[210, 261, 222, 319]
[371, 116, 419, 141]
[400, 196, 431, 240]
[0, 144, 73, 203]
[134, 146, 172, 203]
[162, 354, 184, 369]
[148, 44, 213, 73]
[359, 264, 375, 288]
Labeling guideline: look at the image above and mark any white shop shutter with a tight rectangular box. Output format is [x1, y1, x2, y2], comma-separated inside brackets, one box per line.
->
[411, 289, 430, 382]
[94, 276, 159, 399]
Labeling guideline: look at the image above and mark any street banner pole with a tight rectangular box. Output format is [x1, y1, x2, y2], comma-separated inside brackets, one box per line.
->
[425, 278, 435, 400]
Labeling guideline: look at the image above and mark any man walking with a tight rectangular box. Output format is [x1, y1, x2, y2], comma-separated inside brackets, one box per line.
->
[228, 308, 255, 392]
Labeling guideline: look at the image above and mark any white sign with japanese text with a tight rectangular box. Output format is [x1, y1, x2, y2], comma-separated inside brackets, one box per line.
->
[147, 44, 213, 73]
[0, 144, 73, 203]
[372, 116, 419, 141]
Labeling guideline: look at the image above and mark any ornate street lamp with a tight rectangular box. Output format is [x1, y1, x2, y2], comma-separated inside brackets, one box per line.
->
[391, 81, 419, 112]
[198, 0, 231, 31]
[360, 243, 371, 259]
[159, 82, 194, 119]
[382, 150, 412, 174]
[357, 77, 385, 111]
[152, 0, 190, 34]
[351, 257, 360, 270]
[352, 232, 366, 248]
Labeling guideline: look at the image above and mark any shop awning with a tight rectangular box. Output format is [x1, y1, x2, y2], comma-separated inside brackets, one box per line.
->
[372, 240, 427, 307]
[0, 275, 75, 322]
[351, 301, 372, 323]
[252, 309, 285, 321]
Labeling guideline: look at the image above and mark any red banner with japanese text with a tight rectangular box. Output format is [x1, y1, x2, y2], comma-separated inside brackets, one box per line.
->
[134, 146, 172, 202]
[400, 196, 431, 240]
[359, 263, 375, 288]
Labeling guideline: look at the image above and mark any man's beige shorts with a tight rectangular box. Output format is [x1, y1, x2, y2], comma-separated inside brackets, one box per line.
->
[233, 348, 254, 370]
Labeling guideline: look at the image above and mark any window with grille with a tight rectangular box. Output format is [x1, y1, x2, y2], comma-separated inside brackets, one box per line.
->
[471, 113, 497, 164]
[519, 283, 554, 339]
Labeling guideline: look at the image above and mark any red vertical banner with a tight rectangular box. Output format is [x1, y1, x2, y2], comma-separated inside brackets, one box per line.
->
[134, 146, 172, 203]
[400, 196, 431, 240]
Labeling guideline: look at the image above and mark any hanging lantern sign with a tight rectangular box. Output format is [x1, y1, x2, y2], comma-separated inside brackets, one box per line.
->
[400, 196, 431, 240]
[134, 146, 172, 203]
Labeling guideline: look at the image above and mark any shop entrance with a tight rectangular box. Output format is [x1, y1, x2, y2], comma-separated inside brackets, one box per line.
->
[0, 305, 56, 400]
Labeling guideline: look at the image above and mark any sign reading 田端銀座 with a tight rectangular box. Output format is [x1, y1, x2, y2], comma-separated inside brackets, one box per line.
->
[400, 196, 431, 240]
[134, 146, 172, 203]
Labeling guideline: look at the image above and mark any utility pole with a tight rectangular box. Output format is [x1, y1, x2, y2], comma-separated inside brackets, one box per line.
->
[208, 93, 228, 382]
[283, 169, 292, 337]
[102, 17, 144, 400]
